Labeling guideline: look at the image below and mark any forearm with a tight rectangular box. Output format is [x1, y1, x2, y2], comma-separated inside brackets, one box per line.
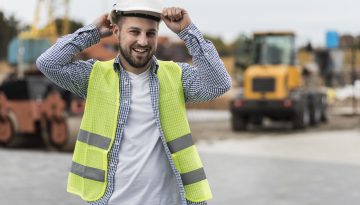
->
[36, 24, 100, 98]
[178, 23, 231, 102]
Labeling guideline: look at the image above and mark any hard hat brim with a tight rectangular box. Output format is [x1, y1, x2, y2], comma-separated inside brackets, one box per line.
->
[112, 5, 161, 19]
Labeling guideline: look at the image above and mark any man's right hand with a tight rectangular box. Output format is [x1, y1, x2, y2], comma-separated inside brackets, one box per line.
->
[93, 13, 113, 38]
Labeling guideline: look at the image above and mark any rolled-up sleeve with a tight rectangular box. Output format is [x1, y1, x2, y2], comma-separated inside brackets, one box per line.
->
[177, 23, 231, 103]
[36, 24, 101, 99]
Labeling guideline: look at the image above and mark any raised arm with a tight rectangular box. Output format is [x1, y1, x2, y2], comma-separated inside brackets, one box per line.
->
[36, 14, 113, 99]
[161, 7, 231, 103]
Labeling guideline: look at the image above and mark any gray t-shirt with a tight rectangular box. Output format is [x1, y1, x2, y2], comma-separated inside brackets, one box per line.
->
[108, 69, 182, 205]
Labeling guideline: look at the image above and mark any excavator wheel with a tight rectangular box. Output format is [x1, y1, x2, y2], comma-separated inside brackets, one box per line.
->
[43, 116, 81, 151]
[231, 114, 248, 131]
[0, 115, 15, 145]
[61, 116, 81, 151]
[292, 101, 310, 130]
[0, 112, 23, 147]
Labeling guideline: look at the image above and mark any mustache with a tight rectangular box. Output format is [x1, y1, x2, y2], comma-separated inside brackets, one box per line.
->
[132, 44, 151, 49]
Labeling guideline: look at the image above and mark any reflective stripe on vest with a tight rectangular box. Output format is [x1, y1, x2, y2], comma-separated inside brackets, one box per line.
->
[71, 162, 105, 182]
[67, 59, 212, 202]
[181, 168, 207, 186]
[77, 129, 111, 150]
[167, 134, 193, 153]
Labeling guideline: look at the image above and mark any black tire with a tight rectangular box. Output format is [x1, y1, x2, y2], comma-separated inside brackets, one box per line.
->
[321, 109, 328, 122]
[0, 112, 22, 147]
[309, 96, 322, 126]
[60, 116, 81, 152]
[231, 113, 247, 131]
[41, 118, 53, 149]
[292, 102, 310, 130]
[252, 117, 263, 126]
[42, 116, 80, 152]
[44, 117, 68, 150]
[320, 95, 328, 123]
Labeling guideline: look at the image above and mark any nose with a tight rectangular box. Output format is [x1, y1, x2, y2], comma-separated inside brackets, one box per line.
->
[137, 33, 148, 46]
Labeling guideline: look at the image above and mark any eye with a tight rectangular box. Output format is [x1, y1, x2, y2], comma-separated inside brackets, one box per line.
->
[129, 30, 140, 35]
[147, 31, 157, 37]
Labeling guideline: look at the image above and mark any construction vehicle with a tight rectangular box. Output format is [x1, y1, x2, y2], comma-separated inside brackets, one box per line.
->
[0, 0, 83, 150]
[230, 31, 328, 130]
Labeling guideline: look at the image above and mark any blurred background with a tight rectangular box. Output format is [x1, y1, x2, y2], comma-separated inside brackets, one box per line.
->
[0, 0, 359, 205]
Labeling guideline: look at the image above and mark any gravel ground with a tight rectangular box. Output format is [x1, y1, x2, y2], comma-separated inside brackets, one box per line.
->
[188, 108, 360, 141]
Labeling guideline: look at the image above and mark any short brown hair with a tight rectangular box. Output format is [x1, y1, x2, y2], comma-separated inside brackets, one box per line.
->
[110, 10, 123, 25]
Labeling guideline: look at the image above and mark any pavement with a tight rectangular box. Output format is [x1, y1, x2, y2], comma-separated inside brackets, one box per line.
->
[197, 129, 360, 205]
[187, 110, 230, 122]
[1, 128, 360, 205]
[0, 149, 82, 205]
[186, 107, 360, 123]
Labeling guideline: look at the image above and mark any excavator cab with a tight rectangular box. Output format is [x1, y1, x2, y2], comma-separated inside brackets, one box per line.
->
[252, 32, 295, 65]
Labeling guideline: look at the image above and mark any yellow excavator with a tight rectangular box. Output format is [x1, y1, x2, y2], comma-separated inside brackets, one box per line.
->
[230, 31, 328, 130]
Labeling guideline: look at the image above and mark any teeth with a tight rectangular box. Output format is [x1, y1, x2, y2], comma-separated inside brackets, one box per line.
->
[133, 48, 147, 53]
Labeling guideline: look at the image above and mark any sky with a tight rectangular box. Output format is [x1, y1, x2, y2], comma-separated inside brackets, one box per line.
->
[1, 0, 360, 47]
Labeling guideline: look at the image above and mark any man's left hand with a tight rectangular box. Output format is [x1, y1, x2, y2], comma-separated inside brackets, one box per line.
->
[161, 7, 192, 34]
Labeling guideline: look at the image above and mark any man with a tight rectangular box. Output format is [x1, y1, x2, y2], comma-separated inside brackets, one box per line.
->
[36, 0, 231, 205]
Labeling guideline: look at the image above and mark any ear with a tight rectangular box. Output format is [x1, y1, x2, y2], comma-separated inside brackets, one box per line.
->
[113, 24, 120, 39]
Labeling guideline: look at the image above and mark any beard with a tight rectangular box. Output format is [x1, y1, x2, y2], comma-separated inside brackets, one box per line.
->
[119, 44, 155, 69]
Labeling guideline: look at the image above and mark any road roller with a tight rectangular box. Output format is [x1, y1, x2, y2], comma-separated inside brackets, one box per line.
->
[0, 0, 90, 151]
[0, 74, 82, 151]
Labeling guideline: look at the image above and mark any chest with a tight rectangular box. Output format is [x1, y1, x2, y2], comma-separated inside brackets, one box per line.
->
[126, 73, 155, 122]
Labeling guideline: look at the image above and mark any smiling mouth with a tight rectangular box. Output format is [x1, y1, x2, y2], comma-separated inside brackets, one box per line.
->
[132, 47, 149, 54]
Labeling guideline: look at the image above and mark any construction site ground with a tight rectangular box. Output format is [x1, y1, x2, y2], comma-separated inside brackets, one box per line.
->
[189, 106, 360, 141]
[0, 105, 359, 205]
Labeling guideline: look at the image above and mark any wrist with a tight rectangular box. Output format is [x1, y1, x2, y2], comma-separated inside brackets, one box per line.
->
[176, 21, 191, 34]
[177, 23, 195, 39]
[87, 24, 101, 41]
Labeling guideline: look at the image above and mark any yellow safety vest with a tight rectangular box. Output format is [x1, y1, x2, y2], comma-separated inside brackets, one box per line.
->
[67, 59, 212, 202]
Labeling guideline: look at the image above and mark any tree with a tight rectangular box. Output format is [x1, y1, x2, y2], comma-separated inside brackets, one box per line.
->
[0, 11, 19, 60]
[203, 34, 232, 56]
[232, 34, 252, 69]
[54, 18, 83, 36]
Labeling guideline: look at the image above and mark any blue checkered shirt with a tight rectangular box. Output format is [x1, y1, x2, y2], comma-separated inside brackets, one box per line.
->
[37, 23, 231, 205]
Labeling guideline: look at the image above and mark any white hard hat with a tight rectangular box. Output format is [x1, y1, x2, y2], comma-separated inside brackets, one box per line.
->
[111, 0, 163, 20]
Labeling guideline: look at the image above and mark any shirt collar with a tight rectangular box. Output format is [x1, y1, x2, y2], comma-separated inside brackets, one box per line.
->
[113, 55, 159, 74]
